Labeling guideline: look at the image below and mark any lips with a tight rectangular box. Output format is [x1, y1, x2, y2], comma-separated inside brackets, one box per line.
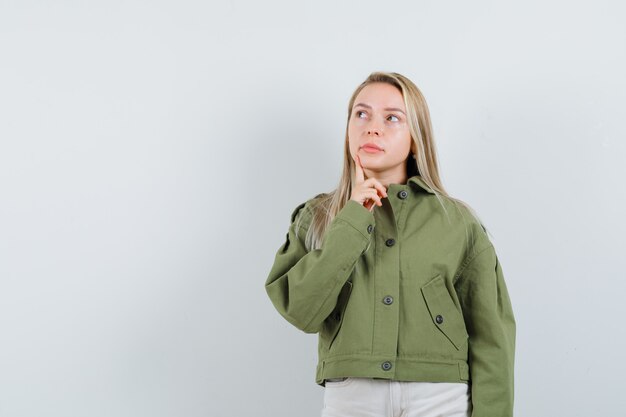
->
[361, 142, 384, 152]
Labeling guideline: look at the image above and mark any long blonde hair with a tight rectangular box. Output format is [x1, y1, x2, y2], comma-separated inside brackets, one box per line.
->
[295, 71, 489, 251]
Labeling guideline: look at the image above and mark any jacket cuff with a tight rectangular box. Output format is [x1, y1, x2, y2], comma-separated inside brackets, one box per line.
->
[334, 199, 376, 241]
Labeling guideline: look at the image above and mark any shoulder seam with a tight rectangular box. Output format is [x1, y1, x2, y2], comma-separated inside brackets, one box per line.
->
[453, 242, 494, 283]
[290, 202, 307, 224]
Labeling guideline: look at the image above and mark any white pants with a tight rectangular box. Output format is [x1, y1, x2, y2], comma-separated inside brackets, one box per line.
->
[321, 377, 471, 417]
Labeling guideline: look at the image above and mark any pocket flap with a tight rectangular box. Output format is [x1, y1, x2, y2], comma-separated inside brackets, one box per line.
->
[420, 274, 468, 350]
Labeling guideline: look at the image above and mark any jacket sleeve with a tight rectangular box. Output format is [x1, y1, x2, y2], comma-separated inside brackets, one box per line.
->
[455, 243, 516, 417]
[264, 199, 374, 334]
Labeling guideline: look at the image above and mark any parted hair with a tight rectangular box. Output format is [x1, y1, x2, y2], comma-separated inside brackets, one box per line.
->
[295, 71, 489, 251]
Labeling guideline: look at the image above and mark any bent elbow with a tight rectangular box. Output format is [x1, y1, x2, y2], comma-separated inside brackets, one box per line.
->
[302, 319, 322, 334]
[280, 312, 321, 334]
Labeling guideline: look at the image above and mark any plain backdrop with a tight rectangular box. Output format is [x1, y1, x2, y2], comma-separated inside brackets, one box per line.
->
[1, 1, 625, 416]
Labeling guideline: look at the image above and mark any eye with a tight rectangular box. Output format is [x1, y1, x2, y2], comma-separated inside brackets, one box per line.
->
[355, 110, 366, 118]
[387, 114, 399, 122]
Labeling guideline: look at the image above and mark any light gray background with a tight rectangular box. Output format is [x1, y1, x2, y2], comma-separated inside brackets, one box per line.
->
[1, 1, 624, 416]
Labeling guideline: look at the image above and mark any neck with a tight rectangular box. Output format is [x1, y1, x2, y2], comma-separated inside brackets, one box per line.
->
[364, 168, 408, 188]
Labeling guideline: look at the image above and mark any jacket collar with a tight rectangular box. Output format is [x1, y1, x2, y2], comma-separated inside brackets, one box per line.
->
[408, 175, 436, 194]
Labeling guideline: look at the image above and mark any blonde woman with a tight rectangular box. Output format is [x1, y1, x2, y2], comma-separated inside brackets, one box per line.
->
[264, 71, 516, 417]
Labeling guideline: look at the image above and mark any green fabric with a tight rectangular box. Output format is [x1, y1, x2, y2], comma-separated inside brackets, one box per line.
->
[264, 175, 516, 417]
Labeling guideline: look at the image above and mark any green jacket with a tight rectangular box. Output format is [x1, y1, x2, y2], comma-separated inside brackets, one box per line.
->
[264, 175, 516, 417]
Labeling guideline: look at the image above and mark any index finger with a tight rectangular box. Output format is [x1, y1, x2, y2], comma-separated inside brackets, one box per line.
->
[355, 154, 365, 183]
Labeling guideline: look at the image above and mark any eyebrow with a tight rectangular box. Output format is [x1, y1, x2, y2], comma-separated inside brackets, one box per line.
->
[354, 103, 406, 115]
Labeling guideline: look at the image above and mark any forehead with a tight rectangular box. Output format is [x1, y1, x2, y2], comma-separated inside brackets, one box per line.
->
[354, 82, 405, 109]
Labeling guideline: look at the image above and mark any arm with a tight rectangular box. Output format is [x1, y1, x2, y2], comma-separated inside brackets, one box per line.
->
[264, 199, 374, 333]
[455, 243, 516, 417]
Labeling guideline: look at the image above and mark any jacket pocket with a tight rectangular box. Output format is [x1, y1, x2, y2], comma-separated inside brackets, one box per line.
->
[321, 280, 353, 351]
[420, 274, 468, 350]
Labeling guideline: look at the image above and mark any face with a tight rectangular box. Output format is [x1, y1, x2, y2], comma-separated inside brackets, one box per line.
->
[348, 82, 413, 180]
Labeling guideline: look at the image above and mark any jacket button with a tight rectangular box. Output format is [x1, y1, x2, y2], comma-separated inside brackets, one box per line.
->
[397, 190, 408, 199]
[367, 224, 374, 234]
[385, 238, 395, 247]
[383, 295, 393, 305]
[381, 361, 392, 371]
[435, 314, 444, 324]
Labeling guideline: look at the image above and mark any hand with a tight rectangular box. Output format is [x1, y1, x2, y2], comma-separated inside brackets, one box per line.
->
[350, 154, 388, 211]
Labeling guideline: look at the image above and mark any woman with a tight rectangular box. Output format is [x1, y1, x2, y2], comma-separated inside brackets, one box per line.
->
[264, 71, 516, 417]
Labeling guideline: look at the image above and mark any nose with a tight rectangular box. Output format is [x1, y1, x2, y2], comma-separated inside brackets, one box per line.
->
[367, 119, 382, 136]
